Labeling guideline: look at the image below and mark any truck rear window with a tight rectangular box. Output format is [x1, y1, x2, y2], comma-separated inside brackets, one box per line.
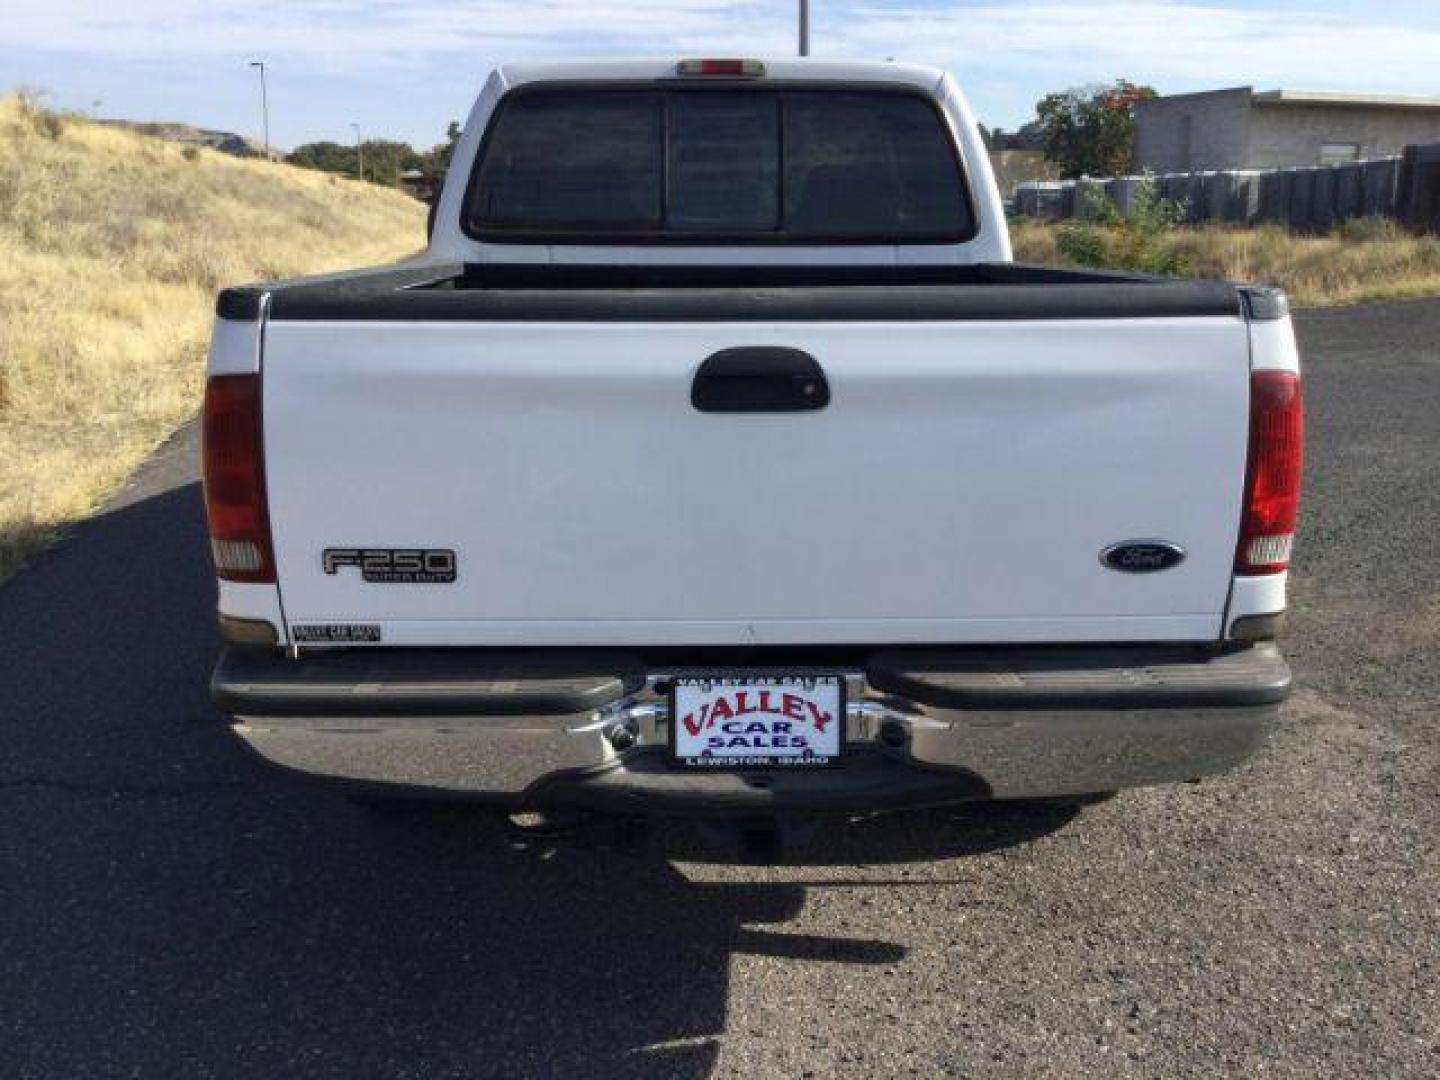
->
[465, 88, 973, 242]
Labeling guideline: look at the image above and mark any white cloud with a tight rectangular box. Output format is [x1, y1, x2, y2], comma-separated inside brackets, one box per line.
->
[829, 2, 1440, 96]
[5, 0, 792, 69]
[7, 0, 1439, 101]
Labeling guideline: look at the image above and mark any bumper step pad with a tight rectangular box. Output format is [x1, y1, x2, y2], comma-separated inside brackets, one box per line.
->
[865, 643, 1290, 711]
[213, 647, 645, 717]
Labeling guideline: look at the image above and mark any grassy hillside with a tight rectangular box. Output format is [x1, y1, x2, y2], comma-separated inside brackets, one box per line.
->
[0, 95, 425, 581]
[1011, 217, 1440, 306]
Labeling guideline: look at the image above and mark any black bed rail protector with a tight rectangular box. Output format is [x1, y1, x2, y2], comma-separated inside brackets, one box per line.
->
[217, 261, 1243, 323]
[447, 261, 1167, 290]
[213, 646, 645, 717]
[1237, 285, 1290, 321]
[866, 642, 1290, 711]
[215, 262, 462, 321]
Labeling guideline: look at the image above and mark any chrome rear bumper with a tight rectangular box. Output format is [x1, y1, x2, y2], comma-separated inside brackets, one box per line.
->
[225, 648, 1286, 811]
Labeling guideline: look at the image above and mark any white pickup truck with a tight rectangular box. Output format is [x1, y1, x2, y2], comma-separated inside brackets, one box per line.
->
[204, 58, 1302, 818]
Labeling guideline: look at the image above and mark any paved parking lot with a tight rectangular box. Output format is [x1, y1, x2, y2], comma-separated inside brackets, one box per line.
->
[2, 300, 1436, 1078]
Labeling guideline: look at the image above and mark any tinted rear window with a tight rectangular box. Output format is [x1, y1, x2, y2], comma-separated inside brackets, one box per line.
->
[466, 87, 972, 241]
[469, 91, 662, 231]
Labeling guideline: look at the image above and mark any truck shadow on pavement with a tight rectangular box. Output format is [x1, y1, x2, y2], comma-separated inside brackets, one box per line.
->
[0, 466, 1078, 1079]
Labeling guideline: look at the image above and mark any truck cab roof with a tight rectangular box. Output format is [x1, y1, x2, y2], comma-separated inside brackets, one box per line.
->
[491, 57, 950, 93]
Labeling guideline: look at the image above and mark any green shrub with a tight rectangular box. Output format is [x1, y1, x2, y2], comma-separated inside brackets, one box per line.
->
[1054, 220, 1108, 266]
[1055, 174, 1189, 275]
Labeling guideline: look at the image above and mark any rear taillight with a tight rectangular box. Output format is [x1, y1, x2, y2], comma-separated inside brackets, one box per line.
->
[202, 374, 274, 582]
[1237, 371, 1303, 575]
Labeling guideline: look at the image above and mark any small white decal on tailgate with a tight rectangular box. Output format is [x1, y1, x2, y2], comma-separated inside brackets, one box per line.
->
[292, 624, 382, 643]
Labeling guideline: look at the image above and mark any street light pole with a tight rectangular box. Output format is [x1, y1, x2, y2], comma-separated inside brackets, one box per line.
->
[351, 122, 364, 182]
[799, 0, 809, 56]
[248, 61, 270, 158]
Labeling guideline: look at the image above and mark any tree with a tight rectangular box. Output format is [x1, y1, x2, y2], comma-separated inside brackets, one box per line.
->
[286, 140, 356, 175]
[287, 139, 423, 186]
[988, 120, 1045, 153]
[356, 138, 424, 185]
[287, 120, 459, 187]
[1033, 81, 1156, 178]
[417, 121, 462, 181]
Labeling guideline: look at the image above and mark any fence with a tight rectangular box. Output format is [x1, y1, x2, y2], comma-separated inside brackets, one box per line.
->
[1014, 143, 1440, 233]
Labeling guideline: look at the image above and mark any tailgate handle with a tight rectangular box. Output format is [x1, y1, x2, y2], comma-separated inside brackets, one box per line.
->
[691, 347, 830, 413]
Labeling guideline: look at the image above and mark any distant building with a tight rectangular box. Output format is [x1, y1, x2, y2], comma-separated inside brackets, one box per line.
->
[1134, 88, 1440, 172]
[399, 168, 439, 202]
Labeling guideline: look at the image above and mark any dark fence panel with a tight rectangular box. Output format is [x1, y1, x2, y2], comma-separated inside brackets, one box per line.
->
[1401, 144, 1440, 232]
[1362, 158, 1400, 217]
[1015, 144, 1439, 232]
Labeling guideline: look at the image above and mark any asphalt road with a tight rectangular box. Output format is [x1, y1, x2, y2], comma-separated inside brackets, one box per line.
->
[3, 300, 1437, 1078]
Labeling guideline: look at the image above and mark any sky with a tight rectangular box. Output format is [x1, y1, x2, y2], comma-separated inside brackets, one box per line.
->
[5, 1, 1440, 151]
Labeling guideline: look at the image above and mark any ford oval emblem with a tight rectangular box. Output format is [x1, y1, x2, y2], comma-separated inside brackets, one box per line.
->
[1100, 540, 1186, 573]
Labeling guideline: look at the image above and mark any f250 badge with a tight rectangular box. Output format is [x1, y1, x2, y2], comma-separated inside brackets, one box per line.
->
[323, 548, 457, 584]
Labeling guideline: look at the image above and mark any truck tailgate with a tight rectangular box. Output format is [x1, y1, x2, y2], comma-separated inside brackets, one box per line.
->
[261, 316, 1250, 646]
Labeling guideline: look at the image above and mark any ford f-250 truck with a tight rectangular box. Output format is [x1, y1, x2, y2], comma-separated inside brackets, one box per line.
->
[204, 58, 1301, 820]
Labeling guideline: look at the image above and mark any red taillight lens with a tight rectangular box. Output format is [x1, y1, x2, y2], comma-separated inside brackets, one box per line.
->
[1237, 371, 1303, 574]
[202, 374, 274, 582]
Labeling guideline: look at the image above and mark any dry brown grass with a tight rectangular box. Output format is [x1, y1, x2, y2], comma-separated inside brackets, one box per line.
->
[1011, 216, 1440, 306]
[0, 95, 425, 581]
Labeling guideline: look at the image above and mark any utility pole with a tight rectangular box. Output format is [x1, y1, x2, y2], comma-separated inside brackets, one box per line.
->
[248, 61, 270, 158]
[351, 122, 364, 182]
[799, 0, 809, 56]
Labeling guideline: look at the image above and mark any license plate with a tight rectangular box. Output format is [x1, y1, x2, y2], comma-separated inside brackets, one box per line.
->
[670, 675, 844, 768]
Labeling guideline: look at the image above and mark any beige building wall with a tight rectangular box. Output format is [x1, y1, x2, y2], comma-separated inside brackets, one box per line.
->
[1135, 89, 1253, 172]
[1246, 104, 1440, 167]
[1135, 89, 1440, 172]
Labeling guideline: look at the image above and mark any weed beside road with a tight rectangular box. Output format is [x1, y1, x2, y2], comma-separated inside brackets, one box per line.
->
[0, 95, 425, 582]
[1013, 214, 1440, 306]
